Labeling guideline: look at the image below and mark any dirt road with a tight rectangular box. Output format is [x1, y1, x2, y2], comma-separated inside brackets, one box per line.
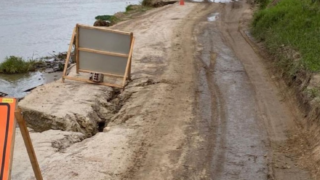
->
[113, 1, 312, 179]
[192, 1, 312, 179]
[14, 1, 314, 179]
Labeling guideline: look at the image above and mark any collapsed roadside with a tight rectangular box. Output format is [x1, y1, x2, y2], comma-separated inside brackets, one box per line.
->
[12, 3, 216, 179]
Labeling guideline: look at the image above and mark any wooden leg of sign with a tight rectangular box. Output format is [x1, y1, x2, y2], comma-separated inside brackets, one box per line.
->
[15, 109, 43, 180]
[62, 28, 76, 83]
[76, 24, 80, 74]
[127, 56, 132, 81]
[123, 37, 135, 88]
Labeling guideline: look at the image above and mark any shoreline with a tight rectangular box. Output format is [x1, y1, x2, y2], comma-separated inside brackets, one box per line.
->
[0, 0, 176, 99]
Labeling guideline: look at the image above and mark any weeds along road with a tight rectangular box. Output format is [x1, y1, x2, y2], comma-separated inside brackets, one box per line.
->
[15, 1, 313, 180]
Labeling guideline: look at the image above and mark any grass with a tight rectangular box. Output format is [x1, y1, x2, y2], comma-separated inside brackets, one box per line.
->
[252, 0, 320, 72]
[0, 56, 44, 74]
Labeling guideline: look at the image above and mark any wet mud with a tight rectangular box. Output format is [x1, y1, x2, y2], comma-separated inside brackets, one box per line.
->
[196, 13, 268, 180]
[194, 1, 312, 179]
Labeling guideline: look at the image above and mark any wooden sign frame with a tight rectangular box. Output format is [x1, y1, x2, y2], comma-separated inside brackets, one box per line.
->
[62, 24, 135, 89]
[14, 108, 43, 180]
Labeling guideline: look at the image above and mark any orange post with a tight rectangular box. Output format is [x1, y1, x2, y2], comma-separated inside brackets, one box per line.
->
[180, 0, 184, 5]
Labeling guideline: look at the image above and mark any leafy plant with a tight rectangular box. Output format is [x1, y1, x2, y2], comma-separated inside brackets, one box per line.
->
[0, 56, 43, 74]
[141, 0, 153, 6]
[126, 5, 135, 12]
[95, 15, 113, 21]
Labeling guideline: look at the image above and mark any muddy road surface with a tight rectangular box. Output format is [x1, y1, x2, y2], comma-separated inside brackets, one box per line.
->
[115, 1, 312, 179]
[13, 1, 314, 180]
[192, 1, 312, 180]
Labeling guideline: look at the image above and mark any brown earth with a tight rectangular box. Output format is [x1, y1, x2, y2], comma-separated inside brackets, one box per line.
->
[12, 1, 317, 180]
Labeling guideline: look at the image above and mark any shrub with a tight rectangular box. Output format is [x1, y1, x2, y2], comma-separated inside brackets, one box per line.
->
[252, 0, 320, 72]
[95, 15, 113, 21]
[95, 15, 119, 24]
[141, 0, 153, 6]
[0, 56, 43, 74]
[126, 5, 134, 12]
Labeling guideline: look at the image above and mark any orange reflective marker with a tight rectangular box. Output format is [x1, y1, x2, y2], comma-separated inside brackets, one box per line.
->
[0, 98, 16, 180]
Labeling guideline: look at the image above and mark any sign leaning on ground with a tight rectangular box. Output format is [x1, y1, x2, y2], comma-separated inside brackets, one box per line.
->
[0, 98, 16, 180]
[62, 24, 135, 88]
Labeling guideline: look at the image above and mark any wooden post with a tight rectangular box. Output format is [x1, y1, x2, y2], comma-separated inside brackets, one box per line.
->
[122, 34, 135, 87]
[15, 108, 43, 180]
[128, 56, 132, 80]
[128, 33, 133, 81]
[76, 24, 80, 74]
[62, 28, 76, 83]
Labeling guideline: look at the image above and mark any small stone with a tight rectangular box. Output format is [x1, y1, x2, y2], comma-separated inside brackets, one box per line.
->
[103, 127, 111, 132]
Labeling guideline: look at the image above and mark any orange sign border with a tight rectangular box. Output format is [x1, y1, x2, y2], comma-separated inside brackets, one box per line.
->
[0, 98, 16, 180]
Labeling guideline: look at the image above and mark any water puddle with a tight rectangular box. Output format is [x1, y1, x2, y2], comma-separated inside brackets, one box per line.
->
[207, 13, 219, 21]
[0, 71, 61, 98]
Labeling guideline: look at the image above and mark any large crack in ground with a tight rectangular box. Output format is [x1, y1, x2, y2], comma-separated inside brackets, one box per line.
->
[48, 78, 159, 152]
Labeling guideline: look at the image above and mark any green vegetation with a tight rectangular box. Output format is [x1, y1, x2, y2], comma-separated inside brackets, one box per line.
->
[126, 5, 135, 12]
[95, 15, 113, 21]
[252, 0, 320, 72]
[141, 0, 153, 7]
[95, 3, 153, 25]
[95, 15, 119, 24]
[305, 88, 320, 99]
[0, 56, 44, 74]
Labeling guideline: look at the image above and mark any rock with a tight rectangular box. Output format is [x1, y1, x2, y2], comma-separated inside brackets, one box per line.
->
[93, 20, 111, 27]
[0, 91, 8, 97]
[52, 132, 86, 151]
[103, 127, 111, 132]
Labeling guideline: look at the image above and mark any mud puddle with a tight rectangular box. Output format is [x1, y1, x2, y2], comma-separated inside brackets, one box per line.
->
[207, 13, 219, 21]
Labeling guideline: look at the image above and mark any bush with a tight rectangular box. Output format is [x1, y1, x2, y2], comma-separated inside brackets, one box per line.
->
[252, 0, 320, 72]
[126, 5, 135, 12]
[95, 15, 119, 24]
[141, 0, 153, 6]
[0, 56, 43, 74]
[95, 15, 113, 21]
